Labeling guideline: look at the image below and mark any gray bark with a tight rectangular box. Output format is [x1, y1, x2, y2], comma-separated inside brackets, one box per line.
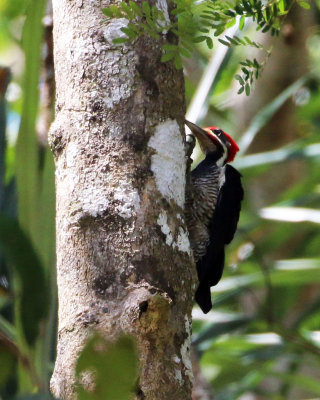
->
[49, 1, 197, 399]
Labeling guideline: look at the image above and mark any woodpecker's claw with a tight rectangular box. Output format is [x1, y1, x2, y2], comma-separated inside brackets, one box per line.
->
[186, 134, 196, 156]
[186, 134, 196, 173]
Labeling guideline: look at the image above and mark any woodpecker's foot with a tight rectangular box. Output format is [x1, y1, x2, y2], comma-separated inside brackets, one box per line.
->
[186, 134, 195, 173]
[186, 134, 196, 158]
[186, 133, 196, 163]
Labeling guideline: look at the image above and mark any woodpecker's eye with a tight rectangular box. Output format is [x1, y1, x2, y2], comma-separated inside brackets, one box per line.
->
[213, 129, 223, 137]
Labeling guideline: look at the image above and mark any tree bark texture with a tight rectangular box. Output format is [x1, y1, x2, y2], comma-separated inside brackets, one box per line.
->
[49, 1, 197, 399]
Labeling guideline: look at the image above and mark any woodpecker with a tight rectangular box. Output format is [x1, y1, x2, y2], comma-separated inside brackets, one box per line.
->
[185, 120, 243, 313]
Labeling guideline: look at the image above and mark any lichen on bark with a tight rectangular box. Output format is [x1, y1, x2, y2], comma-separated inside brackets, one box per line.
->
[50, 0, 197, 399]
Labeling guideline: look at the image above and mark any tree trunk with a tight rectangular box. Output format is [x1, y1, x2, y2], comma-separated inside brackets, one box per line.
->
[49, 1, 197, 399]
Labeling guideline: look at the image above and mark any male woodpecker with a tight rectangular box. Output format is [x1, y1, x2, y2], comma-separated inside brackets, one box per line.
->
[185, 120, 243, 313]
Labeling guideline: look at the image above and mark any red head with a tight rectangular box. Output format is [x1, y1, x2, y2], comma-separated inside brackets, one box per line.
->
[185, 120, 240, 164]
[204, 126, 240, 163]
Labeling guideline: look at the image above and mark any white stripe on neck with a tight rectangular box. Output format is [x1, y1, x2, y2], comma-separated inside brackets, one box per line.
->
[216, 141, 228, 167]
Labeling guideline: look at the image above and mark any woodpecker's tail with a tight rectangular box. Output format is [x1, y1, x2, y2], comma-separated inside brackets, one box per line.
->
[195, 248, 225, 313]
[195, 283, 212, 314]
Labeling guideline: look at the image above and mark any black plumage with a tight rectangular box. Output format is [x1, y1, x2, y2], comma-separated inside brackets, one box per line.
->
[193, 164, 243, 313]
[185, 120, 243, 313]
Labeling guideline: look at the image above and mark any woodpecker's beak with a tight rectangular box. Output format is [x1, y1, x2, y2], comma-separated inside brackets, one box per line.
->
[185, 119, 218, 155]
[185, 120, 208, 138]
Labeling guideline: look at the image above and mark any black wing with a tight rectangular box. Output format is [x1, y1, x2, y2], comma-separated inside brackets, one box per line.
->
[195, 164, 243, 313]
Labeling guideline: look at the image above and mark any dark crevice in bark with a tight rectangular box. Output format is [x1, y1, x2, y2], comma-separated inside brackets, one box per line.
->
[138, 301, 149, 319]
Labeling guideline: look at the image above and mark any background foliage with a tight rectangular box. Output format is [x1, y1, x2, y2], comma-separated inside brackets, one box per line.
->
[0, 0, 320, 399]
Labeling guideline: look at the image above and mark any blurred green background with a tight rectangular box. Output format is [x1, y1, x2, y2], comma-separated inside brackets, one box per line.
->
[1, 0, 320, 399]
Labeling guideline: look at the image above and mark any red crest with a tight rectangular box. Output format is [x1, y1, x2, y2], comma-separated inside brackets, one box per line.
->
[205, 127, 239, 163]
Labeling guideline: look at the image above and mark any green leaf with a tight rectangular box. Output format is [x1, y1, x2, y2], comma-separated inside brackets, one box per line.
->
[273, 3, 279, 16]
[142, 1, 151, 16]
[214, 25, 226, 36]
[136, 22, 149, 32]
[240, 60, 250, 67]
[224, 9, 236, 17]
[180, 40, 194, 53]
[145, 14, 158, 31]
[235, 74, 245, 85]
[107, 5, 123, 17]
[76, 334, 138, 400]
[201, 19, 215, 27]
[161, 52, 175, 62]
[120, 2, 135, 19]
[200, 14, 214, 21]
[147, 30, 161, 39]
[129, 1, 143, 17]
[201, 10, 215, 16]
[235, 36, 246, 45]
[170, 7, 183, 16]
[238, 86, 245, 95]
[235, 4, 244, 15]
[297, 0, 310, 9]
[102, 7, 115, 18]
[113, 37, 129, 44]
[206, 37, 213, 49]
[162, 43, 179, 51]
[265, 5, 271, 21]
[239, 15, 245, 30]
[225, 18, 236, 28]
[121, 27, 138, 39]
[252, 40, 263, 49]
[241, 67, 249, 77]
[199, 28, 210, 33]
[225, 35, 239, 46]
[179, 46, 191, 57]
[242, 0, 253, 13]
[279, 0, 285, 12]
[245, 83, 250, 96]
[218, 38, 231, 47]
[151, 5, 161, 20]
[262, 24, 270, 33]
[192, 36, 207, 43]
[253, 58, 260, 68]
